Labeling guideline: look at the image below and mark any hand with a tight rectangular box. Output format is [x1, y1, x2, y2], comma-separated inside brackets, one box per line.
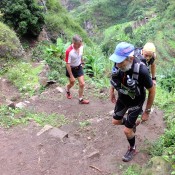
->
[153, 80, 156, 86]
[110, 93, 116, 103]
[70, 76, 75, 83]
[81, 62, 85, 68]
[141, 112, 149, 122]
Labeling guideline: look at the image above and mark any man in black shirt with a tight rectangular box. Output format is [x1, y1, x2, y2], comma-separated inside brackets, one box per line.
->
[109, 42, 155, 162]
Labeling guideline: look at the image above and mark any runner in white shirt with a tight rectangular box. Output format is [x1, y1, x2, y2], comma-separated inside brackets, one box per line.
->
[65, 35, 89, 104]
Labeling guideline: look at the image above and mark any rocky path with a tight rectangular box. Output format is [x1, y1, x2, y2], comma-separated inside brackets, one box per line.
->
[0, 79, 165, 175]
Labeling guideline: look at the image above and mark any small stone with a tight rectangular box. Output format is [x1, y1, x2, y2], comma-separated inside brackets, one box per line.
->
[16, 102, 27, 109]
[109, 110, 114, 116]
[24, 101, 30, 104]
[47, 80, 56, 84]
[87, 136, 91, 140]
[2, 79, 7, 82]
[6, 99, 15, 109]
[37, 125, 53, 136]
[41, 91, 49, 95]
[48, 128, 68, 140]
[87, 150, 100, 159]
[56, 87, 64, 93]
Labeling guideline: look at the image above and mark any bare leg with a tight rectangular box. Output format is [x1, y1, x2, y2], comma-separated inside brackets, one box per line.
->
[77, 75, 85, 98]
[67, 78, 75, 92]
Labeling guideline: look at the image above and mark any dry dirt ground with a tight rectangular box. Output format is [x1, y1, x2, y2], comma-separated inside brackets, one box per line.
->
[0, 79, 165, 175]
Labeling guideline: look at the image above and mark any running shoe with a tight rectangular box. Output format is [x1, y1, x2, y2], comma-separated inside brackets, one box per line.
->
[66, 91, 72, 99]
[122, 147, 136, 162]
[79, 99, 89, 104]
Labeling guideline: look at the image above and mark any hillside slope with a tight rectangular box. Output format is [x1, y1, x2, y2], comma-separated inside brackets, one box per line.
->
[0, 22, 23, 60]
[45, 0, 92, 44]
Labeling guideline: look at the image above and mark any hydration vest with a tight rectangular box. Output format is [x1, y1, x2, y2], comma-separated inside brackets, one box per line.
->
[111, 58, 145, 99]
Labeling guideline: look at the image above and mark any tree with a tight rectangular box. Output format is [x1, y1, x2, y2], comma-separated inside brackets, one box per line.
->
[0, 0, 45, 37]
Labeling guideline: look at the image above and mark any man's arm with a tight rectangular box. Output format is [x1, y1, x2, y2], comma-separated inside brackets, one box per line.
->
[66, 63, 75, 81]
[151, 63, 156, 78]
[110, 86, 117, 103]
[142, 85, 156, 121]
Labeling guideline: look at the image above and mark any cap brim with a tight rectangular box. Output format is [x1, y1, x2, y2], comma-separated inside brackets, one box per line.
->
[109, 50, 135, 63]
[109, 54, 127, 63]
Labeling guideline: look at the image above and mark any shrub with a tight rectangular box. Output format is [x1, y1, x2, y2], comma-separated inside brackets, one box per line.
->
[0, 22, 24, 59]
[0, 0, 45, 36]
[6, 61, 43, 96]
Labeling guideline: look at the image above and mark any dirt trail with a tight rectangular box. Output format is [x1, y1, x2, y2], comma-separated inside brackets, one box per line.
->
[0, 82, 165, 175]
[0, 77, 21, 104]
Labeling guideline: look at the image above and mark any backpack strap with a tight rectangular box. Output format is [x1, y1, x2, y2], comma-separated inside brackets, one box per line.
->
[132, 62, 140, 81]
[132, 61, 145, 81]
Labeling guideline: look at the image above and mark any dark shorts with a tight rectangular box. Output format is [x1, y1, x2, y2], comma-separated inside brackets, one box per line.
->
[113, 99, 144, 128]
[66, 65, 84, 78]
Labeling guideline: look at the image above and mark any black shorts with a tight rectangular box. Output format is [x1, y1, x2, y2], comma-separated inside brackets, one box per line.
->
[113, 99, 144, 128]
[66, 65, 84, 78]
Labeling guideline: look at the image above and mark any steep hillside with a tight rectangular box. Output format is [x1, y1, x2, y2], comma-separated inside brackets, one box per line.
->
[102, 0, 175, 70]
[0, 22, 23, 60]
[61, 0, 158, 36]
[45, 0, 92, 44]
[64, 0, 175, 71]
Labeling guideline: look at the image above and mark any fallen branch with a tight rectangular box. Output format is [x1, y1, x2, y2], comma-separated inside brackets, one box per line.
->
[89, 165, 103, 174]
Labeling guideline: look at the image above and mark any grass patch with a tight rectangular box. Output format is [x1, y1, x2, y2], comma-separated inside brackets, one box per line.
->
[123, 164, 141, 175]
[79, 120, 91, 128]
[6, 61, 43, 96]
[147, 85, 175, 173]
[0, 106, 68, 128]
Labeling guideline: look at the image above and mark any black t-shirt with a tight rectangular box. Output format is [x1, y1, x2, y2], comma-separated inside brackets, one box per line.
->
[112, 58, 153, 106]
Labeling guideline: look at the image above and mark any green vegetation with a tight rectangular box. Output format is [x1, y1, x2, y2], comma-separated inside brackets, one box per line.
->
[45, 0, 91, 44]
[6, 61, 43, 96]
[31, 39, 68, 84]
[123, 165, 141, 175]
[148, 85, 175, 173]
[0, 0, 45, 37]
[79, 120, 91, 128]
[0, 22, 23, 60]
[0, 0, 175, 173]
[0, 105, 68, 128]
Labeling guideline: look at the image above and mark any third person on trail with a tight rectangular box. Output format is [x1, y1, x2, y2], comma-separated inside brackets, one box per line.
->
[65, 35, 89, 104]
[134, 42, 157, 85]
[109, 42, 156, 162]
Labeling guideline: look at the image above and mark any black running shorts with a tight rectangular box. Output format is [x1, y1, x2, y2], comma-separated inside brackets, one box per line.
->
[113, 99, 144, 128]
[66, 65, 84, 78]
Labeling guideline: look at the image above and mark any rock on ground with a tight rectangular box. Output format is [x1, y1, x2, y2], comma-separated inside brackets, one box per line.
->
[48, 128, 68, 140]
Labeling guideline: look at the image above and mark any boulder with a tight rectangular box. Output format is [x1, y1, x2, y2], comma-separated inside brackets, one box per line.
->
[141, 156, 172, 175]
[48, 128, 68, 140]
[16, 102, 27, 109]
[37, 125, 53, 136]
[56, 87, 64, 93]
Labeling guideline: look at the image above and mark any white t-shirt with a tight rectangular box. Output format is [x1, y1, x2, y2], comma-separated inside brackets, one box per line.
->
[65, 44, 83, 67]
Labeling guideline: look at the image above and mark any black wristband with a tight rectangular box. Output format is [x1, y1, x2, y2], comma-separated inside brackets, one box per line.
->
[152, 77, 156, 80]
